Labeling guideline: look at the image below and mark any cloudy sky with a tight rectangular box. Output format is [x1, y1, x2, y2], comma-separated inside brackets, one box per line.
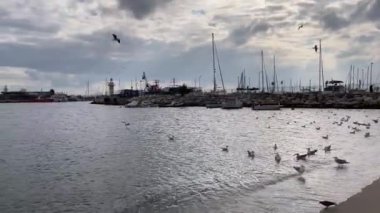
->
[0, 0, 379, 94]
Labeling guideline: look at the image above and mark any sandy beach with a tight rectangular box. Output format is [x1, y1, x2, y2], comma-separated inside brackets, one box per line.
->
[321, 178, 380, 213]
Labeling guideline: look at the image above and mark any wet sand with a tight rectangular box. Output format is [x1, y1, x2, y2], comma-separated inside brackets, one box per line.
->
[321, 178, 380, 213]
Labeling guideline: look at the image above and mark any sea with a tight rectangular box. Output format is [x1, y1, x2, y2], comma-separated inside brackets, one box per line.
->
[0, 102, 379, 213]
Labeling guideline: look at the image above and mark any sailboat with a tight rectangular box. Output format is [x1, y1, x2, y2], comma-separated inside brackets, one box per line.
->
[206, 33, 226, 109]
[221, 98, 243, 109]
[252, 50, 282, 110]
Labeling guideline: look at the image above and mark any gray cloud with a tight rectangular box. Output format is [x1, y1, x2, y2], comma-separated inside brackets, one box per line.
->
[117, 0, 173, 19]
[0, 29, 149, 76]
[317, 0, 380, 31]
[366, 0, 380, 21]
[0, 0, 379, 93]
[320, 9, 349, 31]
[192, 9, 206, 16]
[229, 21, 271, 45]
[355, 35, 375, 43]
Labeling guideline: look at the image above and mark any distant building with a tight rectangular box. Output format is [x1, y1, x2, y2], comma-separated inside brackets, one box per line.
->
[108, 78, 115, 96]
[117, 89, 140, 98]
[0, 89, 54, 102]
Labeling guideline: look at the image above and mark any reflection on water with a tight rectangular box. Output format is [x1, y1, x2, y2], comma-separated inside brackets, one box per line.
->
[0, 102, 379, 213]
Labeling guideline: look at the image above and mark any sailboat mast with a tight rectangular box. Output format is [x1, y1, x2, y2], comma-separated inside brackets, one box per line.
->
[273, 55, 276, 93]
[349, 65, 352, 90]
[367, 66, 370, 90]
[370, 62, 373, 87]
[318, 39, 322, 92]
[261, 50, 264, 93]
[212, 33, 216, 92]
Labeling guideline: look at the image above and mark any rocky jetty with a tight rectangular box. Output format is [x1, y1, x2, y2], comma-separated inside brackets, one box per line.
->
[91, 92, 380, 109]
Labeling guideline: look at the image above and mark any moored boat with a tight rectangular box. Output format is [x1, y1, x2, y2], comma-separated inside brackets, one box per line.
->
[222, 99, 243, 109]
[252, 104, 282, 110]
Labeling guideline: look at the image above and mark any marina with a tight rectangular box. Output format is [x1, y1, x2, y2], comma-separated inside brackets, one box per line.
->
[1, 0, 380, 212]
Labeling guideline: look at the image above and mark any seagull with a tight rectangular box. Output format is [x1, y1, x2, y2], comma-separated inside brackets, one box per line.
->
[313, 44, 318, 53]
[350, 130, 355, 134]
[298, 24, 304, 30]
[112, 34, 120, 43]
[334, 157, 349, 165]
[275, 153, 281, 163]
[301, 125, 306, 128]
[365, 132, 370, 137]
[307, 148, 318, 156]
[373, 119, 379, 123]
[295, 153, 308, 161]
[168, 134, 175, 141]
[322, 135, 329, 140]
[324, 145, 331, 152]
[316, 127, 321, 130]
[319, 200, 337, 208]
[293, 165, 305, 174]
[222, 146, 229, 152]
[247, 150, 255, 158]
[121, 121, 130, 126]
[274, 144, 278, 151]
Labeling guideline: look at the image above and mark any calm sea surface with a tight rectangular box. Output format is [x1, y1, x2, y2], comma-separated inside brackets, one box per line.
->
[0, 102, 379, 213]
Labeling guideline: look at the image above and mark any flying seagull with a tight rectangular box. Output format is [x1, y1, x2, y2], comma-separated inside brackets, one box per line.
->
[313, 44, 318, 53]
[112, 34, 120, 43]
[319, 200, 336, 208]
[298, 24, 304, 30]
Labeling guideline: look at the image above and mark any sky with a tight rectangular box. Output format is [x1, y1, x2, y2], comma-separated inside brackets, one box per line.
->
[0, 0, 379, 94]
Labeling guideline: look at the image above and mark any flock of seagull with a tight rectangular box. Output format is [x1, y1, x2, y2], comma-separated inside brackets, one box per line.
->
[220, 111, 378, 209]
[121, 110, 378, 209]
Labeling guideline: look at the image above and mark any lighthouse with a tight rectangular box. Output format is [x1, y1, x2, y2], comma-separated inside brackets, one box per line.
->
[108, 78, 115, 96]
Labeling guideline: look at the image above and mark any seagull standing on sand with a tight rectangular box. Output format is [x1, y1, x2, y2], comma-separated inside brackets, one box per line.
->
[298, 24, 304, 30]
[322, 135, 329, 140]
[274, 144, 278, 151]
[319, 201, 337, 208]
[168, 134, 175, 141]
[324, 145, 331, 152]
[222, 146, 229, 152]
[275, 153, 281, 163]
[365, 132, 370, 137]
[112, 34, 121, 43]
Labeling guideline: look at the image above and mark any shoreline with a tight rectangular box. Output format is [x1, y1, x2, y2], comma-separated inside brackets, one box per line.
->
[321, 177, 380, 213]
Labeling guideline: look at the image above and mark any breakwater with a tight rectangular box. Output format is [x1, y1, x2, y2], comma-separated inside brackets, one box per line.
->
[91, 92, 380, 109]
